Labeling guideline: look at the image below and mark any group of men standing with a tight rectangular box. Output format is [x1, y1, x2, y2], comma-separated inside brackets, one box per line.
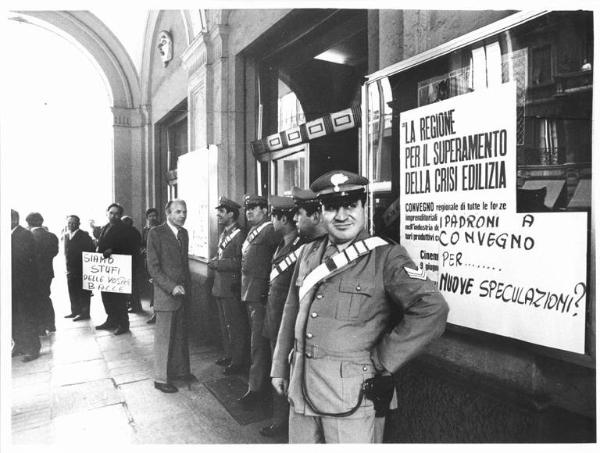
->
[11, 210, 56, 362]
[11, 204, 160, 362]
[11, 168, 449, 444]
[206, 169, 449, 443]
[208, 190, 319, 438]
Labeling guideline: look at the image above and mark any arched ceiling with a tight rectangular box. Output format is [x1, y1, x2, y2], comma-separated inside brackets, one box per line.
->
[13, 10, 142, 109]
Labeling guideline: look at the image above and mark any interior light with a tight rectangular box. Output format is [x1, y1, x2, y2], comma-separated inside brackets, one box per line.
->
[314, 49, 347, 65]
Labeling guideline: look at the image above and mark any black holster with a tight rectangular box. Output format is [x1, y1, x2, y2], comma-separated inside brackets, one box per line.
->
[362, 374, 395, 417]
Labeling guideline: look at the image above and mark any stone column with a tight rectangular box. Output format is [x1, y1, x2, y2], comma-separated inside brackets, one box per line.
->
[379, 10, 405, 69]
[111, 106, 144, 226]
[208, 24, 231, 198]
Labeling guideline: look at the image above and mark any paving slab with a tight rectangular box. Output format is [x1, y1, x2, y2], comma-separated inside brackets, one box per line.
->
[12, 422, 54, 444]
[51, 358, 110, 386]
[11, 294, 284, 445]
[52, 403, 136, 444]
[52, 378, 123, 417]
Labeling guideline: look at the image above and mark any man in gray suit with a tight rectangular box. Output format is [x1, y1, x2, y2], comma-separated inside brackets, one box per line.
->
[146, 199, 192, 393]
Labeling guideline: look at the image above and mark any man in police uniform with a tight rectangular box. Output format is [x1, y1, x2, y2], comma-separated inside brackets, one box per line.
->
[271, 170, 449, 443]
[238, 194, 280, 407]
[291, 187, 328, 243]
[260, 195, 302, 437]
[208, 196, 249, 375]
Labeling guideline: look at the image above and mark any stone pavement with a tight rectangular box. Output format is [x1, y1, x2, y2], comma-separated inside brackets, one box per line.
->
[11, 274, 282, 445]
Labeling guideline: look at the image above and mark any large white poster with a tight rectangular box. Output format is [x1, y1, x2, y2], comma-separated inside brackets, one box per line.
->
[399, 82, 588, 353]
[82, 252, 132, 294]
[178, 149, 210, 259]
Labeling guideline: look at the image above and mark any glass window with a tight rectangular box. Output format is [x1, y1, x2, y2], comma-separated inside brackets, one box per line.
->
[363, 11, 593, 356]
[271, 145, 309, 195]
[366, 11, 593, 242]
[278, 79, 306, 131]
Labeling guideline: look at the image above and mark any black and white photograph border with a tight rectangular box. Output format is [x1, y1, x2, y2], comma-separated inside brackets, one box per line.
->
[0, 0, 598, 450]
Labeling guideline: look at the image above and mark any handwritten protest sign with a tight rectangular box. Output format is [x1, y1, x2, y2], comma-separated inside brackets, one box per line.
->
[399, 82, 588, 354]
[82, 252, 132, 294]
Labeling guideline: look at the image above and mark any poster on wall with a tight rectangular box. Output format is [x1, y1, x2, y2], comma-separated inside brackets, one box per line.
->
[399, 82, 588, 354]
[178, 149, 210, 259]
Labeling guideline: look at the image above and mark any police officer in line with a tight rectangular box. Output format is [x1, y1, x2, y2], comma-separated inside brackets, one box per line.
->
[271, 170, 449, 443]
[238, 194, 280, 408]
[208, 196, 249, 376]
[260, 195, 302, 437]
[291, 187, 328, 243]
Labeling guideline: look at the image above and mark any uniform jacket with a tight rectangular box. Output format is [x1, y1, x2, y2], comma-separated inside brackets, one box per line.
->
[271, 230, 449, 417]
[240, 219, 280, 303]
[146, 223, 190, 312]
[11, 226, 39, 310]
[64, 229, 95, 276]
[31, 227, 59, 281]
[262, 231, 303, 340]
[211, 223, 246, 298]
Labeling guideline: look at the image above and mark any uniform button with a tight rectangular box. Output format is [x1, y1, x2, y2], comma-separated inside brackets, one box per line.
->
[311, 312, 318, 318]
[306, 333, 313, 339]
[316, 294, 323, 300]
[356, 285, 361, 291]
[305, 352, 312, 358]
[362, 366, 368, 371]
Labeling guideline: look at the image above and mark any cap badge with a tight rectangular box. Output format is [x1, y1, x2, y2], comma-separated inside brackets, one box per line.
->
[331, 173, 349, 192]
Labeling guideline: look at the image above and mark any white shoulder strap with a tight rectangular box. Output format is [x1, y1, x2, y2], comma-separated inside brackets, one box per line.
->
[242, 221, 272, 254]
[217, 227, 241, 258]
[269, 242, 305, 282]
[298, 237, 388, 300]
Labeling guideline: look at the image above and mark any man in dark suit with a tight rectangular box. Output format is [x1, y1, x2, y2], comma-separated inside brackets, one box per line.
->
[96, 203, 138, 335]
[26, 212, 59, 334]
[11, 209, 41, 362]
[208, 196, 248, 375]
[147, 199, 192, 393]
[64, 215, 95, 321]
[238, 194, 280, 407]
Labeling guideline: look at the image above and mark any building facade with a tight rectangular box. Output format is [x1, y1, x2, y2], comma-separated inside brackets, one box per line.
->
[21, 8, 594, 442]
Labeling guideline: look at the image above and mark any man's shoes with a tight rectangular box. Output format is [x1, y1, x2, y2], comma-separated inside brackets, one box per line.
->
[22, 352, 40, 363]
[154, 381, 178, 393]
[128, 307, 143, 313]
[38, 328, 48, 337]
[73, 315, 90, 322]
[113, 326, 130, 335]
[215, 357, 231, 366]
[237, 390, 264, 408]
[64, 314, 76, 318]
[95, 322, 115, 330]
[223, 364, 243, 376]
[259, 423, 288, 438]
[146, 315, 156, 324]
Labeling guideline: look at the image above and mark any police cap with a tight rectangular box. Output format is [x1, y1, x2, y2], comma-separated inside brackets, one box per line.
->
[269, 195, 296, 215]
[244, 194, 268, 209]
[215, 196, 241, 211]
[310, 170, 368, 201]
[291, 186, 320, 208]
